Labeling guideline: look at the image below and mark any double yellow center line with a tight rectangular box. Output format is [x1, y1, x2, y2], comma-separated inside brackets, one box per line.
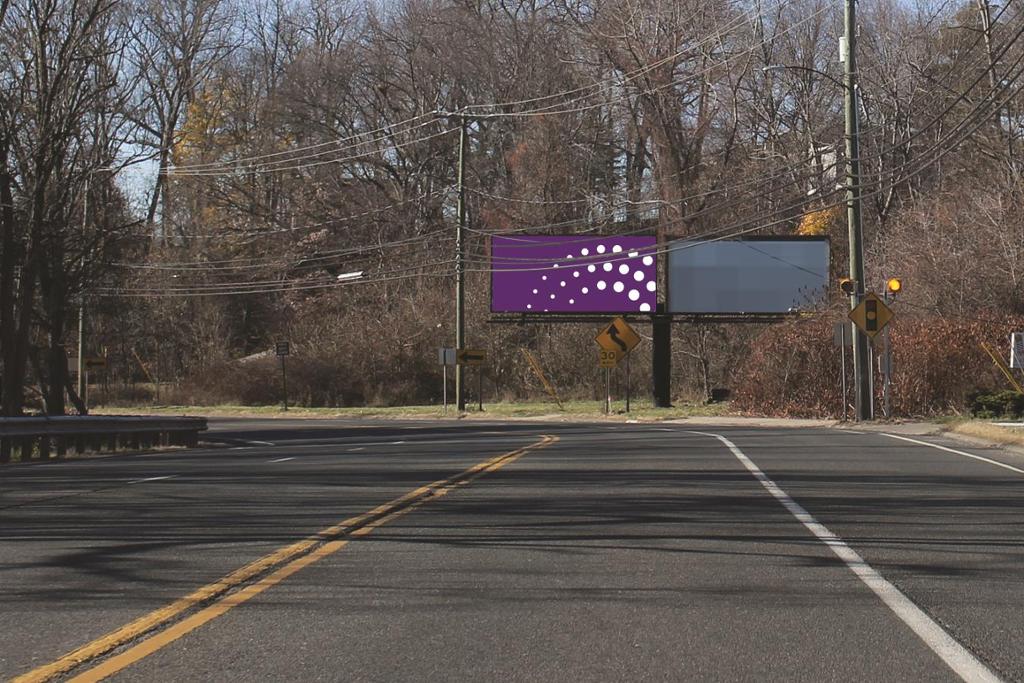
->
[16, 435, 558, 683]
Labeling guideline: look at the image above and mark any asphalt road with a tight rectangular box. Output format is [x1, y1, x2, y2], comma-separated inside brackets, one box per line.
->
[1, 419, 1023, 681]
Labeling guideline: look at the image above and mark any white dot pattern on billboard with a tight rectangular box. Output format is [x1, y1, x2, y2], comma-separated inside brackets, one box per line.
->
[491, 236, 657, 313]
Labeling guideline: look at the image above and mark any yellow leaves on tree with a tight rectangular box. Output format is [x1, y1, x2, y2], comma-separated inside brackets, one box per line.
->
[796, 206, 841, 236]
[172, 87, 231, 166]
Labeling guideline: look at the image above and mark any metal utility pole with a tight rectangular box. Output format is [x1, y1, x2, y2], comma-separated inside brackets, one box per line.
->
[455, 115, 468, 413]
[844, 0, 872, 420]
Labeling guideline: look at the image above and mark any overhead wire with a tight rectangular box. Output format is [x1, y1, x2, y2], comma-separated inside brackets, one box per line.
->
[164, 0, 805, 177]
[462, 4, 1014, 227]
[108, 0, 1019, 290]
[120, 231, 455, 274]
[162, 0, 834, 180]
[457, 17, 1024, 272]
[116, 63, 1019, 294]
[461, 55, 1024, 276]
[132, 186, 454, 245]
[462, 3, 1024, 251]
[167, 125, 459, 177]
[96, 258, 455, 297]
[163, 112, 441, 172]
[113, 50, 1017, 293]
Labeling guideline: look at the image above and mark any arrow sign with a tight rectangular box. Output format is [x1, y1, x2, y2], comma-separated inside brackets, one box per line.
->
[607, 323, 629, 352]
[596, 317, 641, 355]
[456, 349, 487, 366]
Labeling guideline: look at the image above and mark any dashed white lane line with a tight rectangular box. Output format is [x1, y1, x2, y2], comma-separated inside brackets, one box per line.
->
[126, 475, 177, 485]
[883, 433, 1024, 475]
[268, 457, 296, 463]
[689, 430, 1001, 683]
[347, 447, 365, 452]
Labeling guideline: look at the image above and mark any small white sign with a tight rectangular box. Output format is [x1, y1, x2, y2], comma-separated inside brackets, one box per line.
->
[1011, 333, 1024, 369]
[438, 347, 457, 366]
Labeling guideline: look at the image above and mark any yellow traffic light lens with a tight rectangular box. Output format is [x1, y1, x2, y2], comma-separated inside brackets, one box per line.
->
[887, 278, 902, 293]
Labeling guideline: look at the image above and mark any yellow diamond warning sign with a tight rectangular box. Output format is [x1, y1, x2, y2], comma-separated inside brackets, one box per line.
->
[595, 318, 641, 355]
[848, 292, 894, 339]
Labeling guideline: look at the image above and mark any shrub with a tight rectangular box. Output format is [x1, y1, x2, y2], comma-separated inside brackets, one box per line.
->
[968, 390, 1024, 419]
[731, 312, 1024, 418]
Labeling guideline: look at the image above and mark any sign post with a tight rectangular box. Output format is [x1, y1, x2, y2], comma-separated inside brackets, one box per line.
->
[276, 341, 290, 411]
[881, 290, 895, 418]
[439, 348, 457, 415]
[832, 323, 851, 421]
[605, 367, 612, 415]
[438, 352, 446, 417]
[1011, 333, 1024, 370]
[440, 348, 485, 413]
[848, 292, 894, 420]
[595, 318, 640, 414]
[625, 352, 631, 413]
[455, 349, 486, 412]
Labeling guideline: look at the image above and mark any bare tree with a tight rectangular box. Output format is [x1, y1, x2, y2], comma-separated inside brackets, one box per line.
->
[129, 0, 234, 238]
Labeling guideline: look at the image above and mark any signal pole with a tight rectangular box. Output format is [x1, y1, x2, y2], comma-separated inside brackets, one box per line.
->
[455, 114, 467, 413]
[844, 0, 872, 420]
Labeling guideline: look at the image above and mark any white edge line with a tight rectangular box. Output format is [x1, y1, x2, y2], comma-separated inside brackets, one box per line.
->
[688, 430, 1001, 683]
[882, 433, 1024, 475]
[268, 457, 296, 463]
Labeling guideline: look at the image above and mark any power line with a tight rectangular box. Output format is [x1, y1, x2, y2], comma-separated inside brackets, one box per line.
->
[167, 126, 458, 177]
[107, 3, 1024, 295]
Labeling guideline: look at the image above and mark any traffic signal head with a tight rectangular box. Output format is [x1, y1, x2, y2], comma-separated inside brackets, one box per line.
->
[838, 278, 856, 295]
[886, 278, 902, 296]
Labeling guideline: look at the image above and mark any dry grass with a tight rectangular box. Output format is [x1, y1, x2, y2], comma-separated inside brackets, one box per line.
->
[91, 399, 733, 422]
[947, 420, 1024, 448]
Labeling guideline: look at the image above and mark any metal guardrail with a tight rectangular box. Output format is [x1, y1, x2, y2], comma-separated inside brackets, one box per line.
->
[0, 415, 208, 463]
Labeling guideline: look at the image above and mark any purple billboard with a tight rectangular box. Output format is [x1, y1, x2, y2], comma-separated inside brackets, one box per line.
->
[491, 235, 657, 313]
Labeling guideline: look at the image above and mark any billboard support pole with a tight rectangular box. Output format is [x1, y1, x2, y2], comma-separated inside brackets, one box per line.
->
[653, 303, 672, 407]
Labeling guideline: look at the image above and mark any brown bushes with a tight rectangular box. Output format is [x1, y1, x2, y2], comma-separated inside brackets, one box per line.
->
[731, 312, 1024, 418]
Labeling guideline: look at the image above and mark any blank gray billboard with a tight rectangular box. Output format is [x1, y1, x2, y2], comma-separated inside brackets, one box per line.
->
[667, 237, 829, 314]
